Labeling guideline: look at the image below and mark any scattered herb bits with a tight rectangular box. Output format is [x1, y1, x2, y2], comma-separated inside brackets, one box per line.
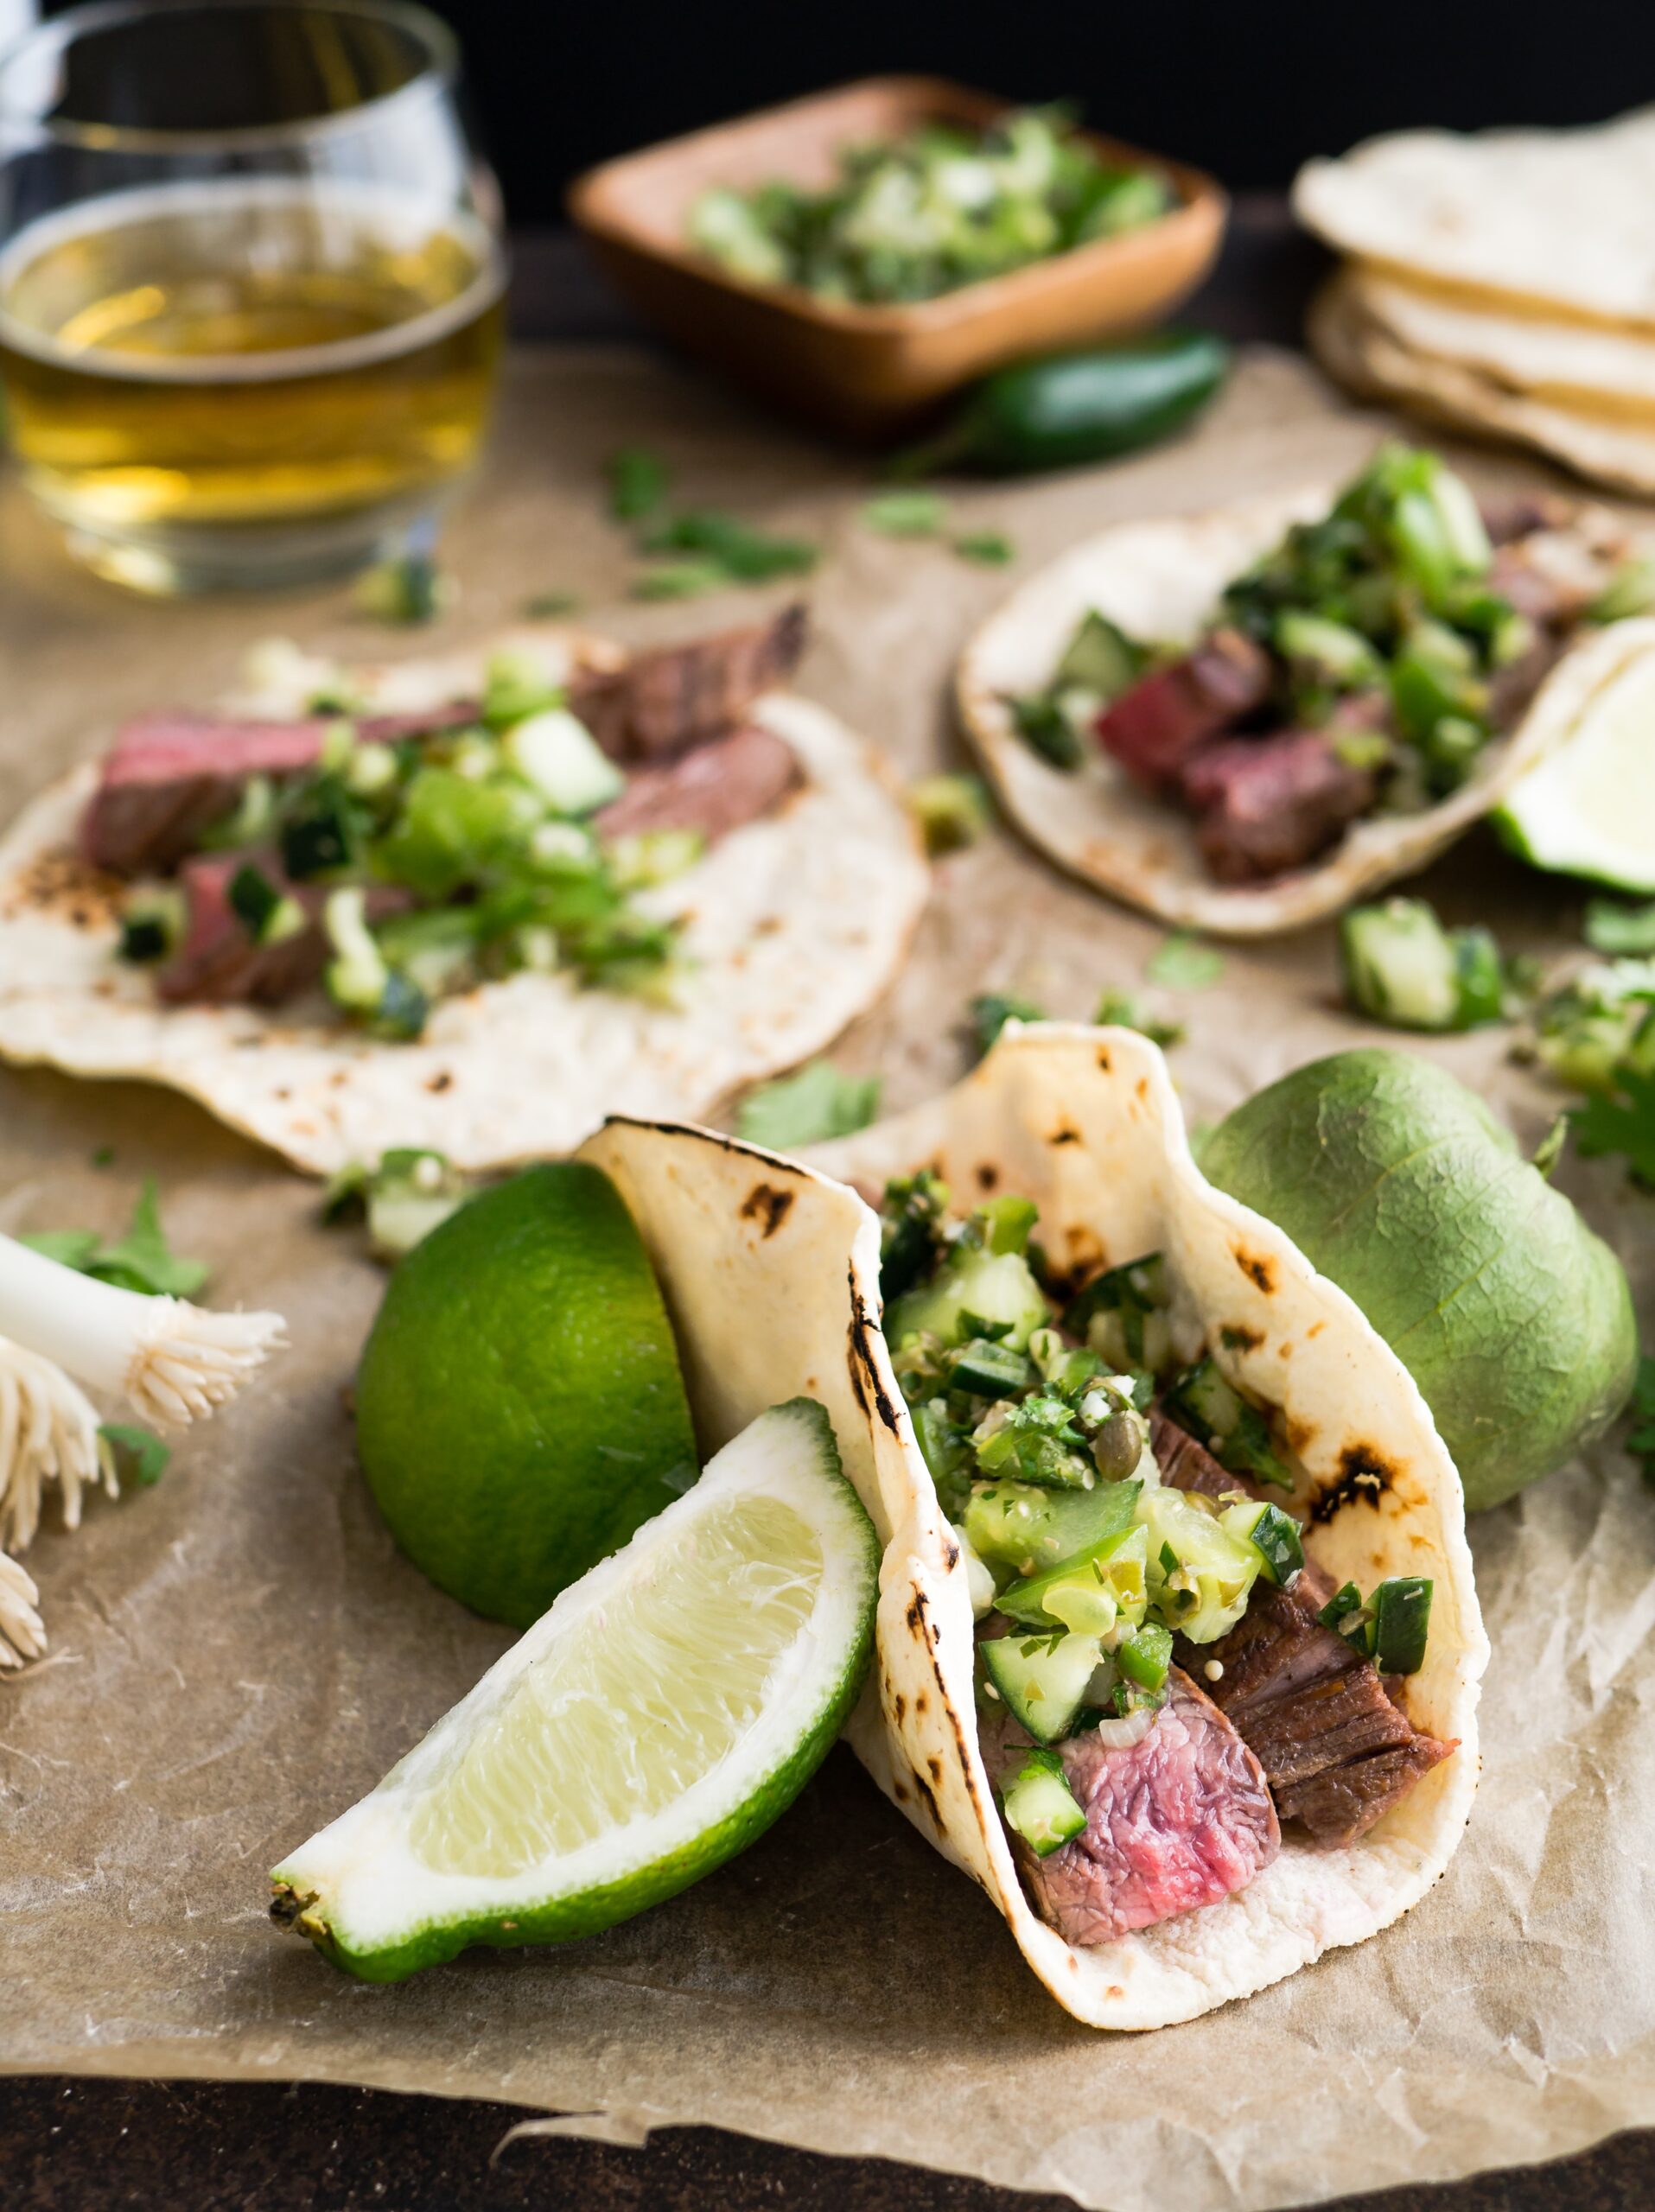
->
[908, 774, 990, 855]
[1146, 933, 1225, 991]
[735, 1061, 882, 1150]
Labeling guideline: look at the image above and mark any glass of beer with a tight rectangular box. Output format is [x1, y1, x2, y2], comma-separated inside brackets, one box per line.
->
[0, 0, 506, 593]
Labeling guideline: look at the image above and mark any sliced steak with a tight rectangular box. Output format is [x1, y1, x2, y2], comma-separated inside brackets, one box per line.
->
[81, 700, 481, 876]
[156, 854, 410, 1007]
[570, 604, 809, 765]
[1182, 730, 1377, 884]
[1149, 1409, 1255, 1502]
[83, 715, 328, 876]
[1093, 628, 1273, 790]
[593, 724, 803, 845]
[1154, 1413, 1456, 1847]
[1479, 493, 1575, 546]
[982, 1670, 1279, 1947]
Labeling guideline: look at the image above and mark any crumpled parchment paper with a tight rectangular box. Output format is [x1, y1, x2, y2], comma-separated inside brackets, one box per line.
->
[1, 346, 1652, 2212]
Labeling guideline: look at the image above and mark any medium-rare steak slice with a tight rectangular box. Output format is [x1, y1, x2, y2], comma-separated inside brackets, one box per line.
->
[156, 855, 411, 1007]
[1153, 1414, 1456, 1847]
[1093, 627, 1272, 790]
[980, 1669, 1279, 1947]
[593, 724, 803, 845]
[1183, 730, 1378, 885]
[570, 604, 809, 764]
[81, 701, 482, 876]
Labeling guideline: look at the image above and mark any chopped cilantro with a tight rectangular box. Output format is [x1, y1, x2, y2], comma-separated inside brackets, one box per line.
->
[606, 446, 670, 523]
[953, 531, 1015, 566]
[1584, 899, 1655, 957]
[970, 992, 1046, 1058]
[630, 560, 732, 601]
[521, 590, 582, 620]
[736, 1061, 882, 1150]
[1146, 932, 1225, 991]
[908, 774, 991, 856]
[640, 510, 818, 582]
[1093, 988, 1184, 1049]
[1627, 1355, 1655, 1485]
[99, 1422, 171, 1487]
[862, 491, 947, 537]
[1570, 1066, 1655, 1189]
[21, 1179, 208, 1298]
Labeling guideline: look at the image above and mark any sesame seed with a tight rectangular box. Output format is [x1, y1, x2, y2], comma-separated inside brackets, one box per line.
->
[1204, 1659, 1225, 1682]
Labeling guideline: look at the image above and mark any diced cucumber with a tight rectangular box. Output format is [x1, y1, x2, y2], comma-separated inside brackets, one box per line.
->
[999, 1747, 1086, 1858]
[997, 1522, 1148, 1635]
[1340, 899, 1504, 1033]
[1054, 608, 1144, 701]
[1220, 1499, 1305, 1586]
[117, 887, 186, 963]
[1372, 1576, 1433, 1675]
[505, 709, 625, 817]
[1138, 1484, 1259, 1643]
[885, 1244, 1048, 1353]
[980, 1630, 1102, 1745]
[963, 1477, 1139, 1578]
[323, 887, 391, 1013]
[1273, 611, 1382, 688]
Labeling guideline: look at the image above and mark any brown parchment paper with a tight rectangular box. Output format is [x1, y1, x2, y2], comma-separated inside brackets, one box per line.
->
[2, 345, 1653, 2212]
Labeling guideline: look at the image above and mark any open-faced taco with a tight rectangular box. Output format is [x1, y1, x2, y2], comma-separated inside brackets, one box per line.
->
[809, 1024, 1486, 2028]
[0, 607, 926, 1173]
[958, 442, 1655, 933]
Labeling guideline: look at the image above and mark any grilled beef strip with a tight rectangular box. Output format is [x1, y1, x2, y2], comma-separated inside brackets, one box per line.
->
[592, 724, 803, 844]
[1151, 1411, 1455, 1848]
[980, 1669, 1279, 1948]
[81, 701, 484, 878]
[569, 603, 810, 765]
[1181, 729, 1379, 885]
[1092, 627, 1273, 790]
[156, 854, 412, 1007]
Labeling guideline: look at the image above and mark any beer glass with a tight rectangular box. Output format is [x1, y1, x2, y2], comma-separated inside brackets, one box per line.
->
[0, 0, 506, 592]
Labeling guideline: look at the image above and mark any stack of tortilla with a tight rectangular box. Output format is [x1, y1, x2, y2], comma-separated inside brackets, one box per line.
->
[1295, 107, 1655, 495]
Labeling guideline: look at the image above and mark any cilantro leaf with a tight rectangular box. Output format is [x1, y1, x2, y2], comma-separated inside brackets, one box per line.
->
[736, 1062, 882, 1150]
[1585, 900, 1655, 957]
[606, 446, 670, 524]
[1626, 1354, 1655, 1485]
[969, 992, 1046, 1059]
[22, 1179, 208, 1298]
[953, 531, 1015, 566]
[1094, 988, 1184, 1050]
[1146, 932, 1225, 991]
[640, 510, 818, 582]
[98, 1423, 171, 1488]
[862, 491, 947, 537]
[1570, 1068, 1655, 1189]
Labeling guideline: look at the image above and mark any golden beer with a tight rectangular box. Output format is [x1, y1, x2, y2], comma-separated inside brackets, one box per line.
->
[0, 179, 506, 582]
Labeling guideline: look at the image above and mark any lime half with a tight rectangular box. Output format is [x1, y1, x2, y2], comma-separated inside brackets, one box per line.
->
[272, 1401, 877, 1981]
[1496, 639, 1655, 891]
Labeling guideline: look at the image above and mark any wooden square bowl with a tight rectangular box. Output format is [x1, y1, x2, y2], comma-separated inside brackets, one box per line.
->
[567, 75, 1228, 440]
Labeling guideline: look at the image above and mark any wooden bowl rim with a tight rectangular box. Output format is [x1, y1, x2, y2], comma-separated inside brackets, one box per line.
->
[566, 73, 1228, 335]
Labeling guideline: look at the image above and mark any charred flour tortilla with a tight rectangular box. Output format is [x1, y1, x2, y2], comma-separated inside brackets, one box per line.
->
[0, 631, 926, 1175]
[958, 489, 1652, 934]
[809, 1025, 1486, 2030]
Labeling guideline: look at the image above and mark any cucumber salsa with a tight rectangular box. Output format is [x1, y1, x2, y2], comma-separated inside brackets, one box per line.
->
[878, 1172, 1450, 1930]
[1009, 446, 1644, 887]
[86, 609, 809, 1041]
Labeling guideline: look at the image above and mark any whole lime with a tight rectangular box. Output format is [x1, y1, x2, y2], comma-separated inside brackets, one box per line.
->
[1202, 1049, 1637, 1512]
[355, 1162, 697, 1626]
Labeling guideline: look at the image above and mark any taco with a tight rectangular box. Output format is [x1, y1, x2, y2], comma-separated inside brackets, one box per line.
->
[0, 607, 926, 1173]
[958, 441, 1655, 933]
[806, 1024, 1486, 2029]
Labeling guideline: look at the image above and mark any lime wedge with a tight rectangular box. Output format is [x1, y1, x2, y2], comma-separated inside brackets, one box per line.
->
[271, 1401, 877, 1980]
[1496, 641, 1655, 891]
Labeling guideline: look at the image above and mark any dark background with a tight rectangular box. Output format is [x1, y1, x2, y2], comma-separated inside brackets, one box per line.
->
[424, 0, 1652, 219]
